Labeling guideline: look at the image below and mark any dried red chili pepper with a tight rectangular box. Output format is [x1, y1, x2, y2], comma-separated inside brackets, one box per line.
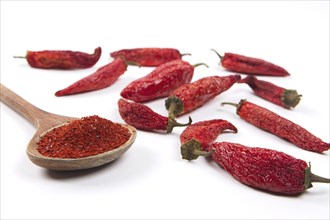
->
[239, 76, 301, 109]
[14, 47, 101, 69]
[110, 48, 190, 67]
[165, 75, 241, 118]
[120, 60, 207, 102]
[118, 98, 191, 133]
[37, 115, 131, 158]
[55, 57, 127, 96]
[211, 49, 290, 76]
[222, 99, 330, 153]
[180, 119, 238, 160]
[213, 142, 329, 194]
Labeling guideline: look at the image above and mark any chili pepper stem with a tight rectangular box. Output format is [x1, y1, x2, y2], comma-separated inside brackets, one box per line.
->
[282, 90, 302, 108]
[193, 63, 209, 68]
[167, 116, 192, 133]
[221, 102, 240, 108]
[304, 162, 330, 191]
[165, 96, 185, 116]
[222, 100, 246, 115]
[118, 55, 141, 67]
[180, 53, 192, 57]
[181, 139, 214, 160]
[13, 56, 26, 58]
[211, 49, 224, 60]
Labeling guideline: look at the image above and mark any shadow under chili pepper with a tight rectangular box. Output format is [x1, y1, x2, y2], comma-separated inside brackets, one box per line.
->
[44, 158, 122, 180]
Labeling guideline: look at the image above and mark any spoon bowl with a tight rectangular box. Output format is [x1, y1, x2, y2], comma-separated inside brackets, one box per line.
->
[0, 83, 137, 170]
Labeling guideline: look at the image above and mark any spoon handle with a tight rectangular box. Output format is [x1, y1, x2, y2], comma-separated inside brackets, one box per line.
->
[0, 83, 55, 128]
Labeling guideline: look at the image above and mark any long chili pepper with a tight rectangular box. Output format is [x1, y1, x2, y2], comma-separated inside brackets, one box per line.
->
[118, 98, 191, 133]
[239, 76, 301, 109]
[165, 75, 241, 118]
[120, 60, 208, 103]
[14, 47, 101, 69]
[183, 141, 330, 195]
[211, 49, 290, 76]
[55, 58, 127, 96]
[222, 99, 330, 153]
[180, 119, 238, 160]
[110, 48, 190, 67]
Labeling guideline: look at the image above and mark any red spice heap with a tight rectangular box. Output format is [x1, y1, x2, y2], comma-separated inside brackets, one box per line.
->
[37, 115, 131, 158]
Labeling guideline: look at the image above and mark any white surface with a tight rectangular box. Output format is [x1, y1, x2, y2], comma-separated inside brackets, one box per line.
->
[1, 1, 329, 219]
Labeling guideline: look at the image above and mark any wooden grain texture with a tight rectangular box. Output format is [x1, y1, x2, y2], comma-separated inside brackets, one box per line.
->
[0, 83, 137, 170]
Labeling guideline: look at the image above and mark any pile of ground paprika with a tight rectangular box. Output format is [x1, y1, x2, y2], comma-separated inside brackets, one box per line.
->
[37, 115, 131, 158]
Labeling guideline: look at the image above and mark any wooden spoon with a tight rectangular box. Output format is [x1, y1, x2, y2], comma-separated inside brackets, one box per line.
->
[0, 83, 137, 171]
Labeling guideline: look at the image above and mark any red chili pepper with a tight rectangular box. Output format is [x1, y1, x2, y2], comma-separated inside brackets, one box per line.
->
[110, 48, 190, 67]
[118, 98, 191, 133]
[180, 119, 237, 160]
[211, 49, 290, 76]
[222, 100, 330, 153]
[120, 60, 207, 103]
[239, 76, 301, 109]
[165, 75, 241, 117]
[55, 58, 127, 96]
[208, 142, 329, 195]
[14, 47, 101, 69]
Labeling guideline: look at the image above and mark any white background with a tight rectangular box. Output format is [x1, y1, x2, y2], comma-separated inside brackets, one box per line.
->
[1, 1, 329, 219]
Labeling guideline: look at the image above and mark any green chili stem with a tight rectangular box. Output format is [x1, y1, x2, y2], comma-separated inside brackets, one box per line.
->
[310, 173, 330, 184]
[167, 116, 192, 133]
[193, 63, 209, 68]
[211, 49, 224, 60]
[180, 53, 192, 57]
[13, 56, 26, 59]
[221, 102, 240, 108]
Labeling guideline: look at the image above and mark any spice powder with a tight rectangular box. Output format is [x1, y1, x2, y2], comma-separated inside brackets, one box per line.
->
[37, 115, 131, 158]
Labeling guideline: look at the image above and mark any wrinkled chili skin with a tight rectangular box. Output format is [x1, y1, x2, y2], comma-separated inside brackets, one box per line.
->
[180, 119, 237, 149]
[239, 76, 301, 109]
[121, 60, 195, 102]
[55, 58, 127, 96]
[110, 48, 182, 67]
[232, 100, 330, 153]
[216, 51, 289, 76]
[166, 75, 241, 116]
[118, 98, 168, 131]
[210, 142, 307, 195]
[24, 47, 101, 69]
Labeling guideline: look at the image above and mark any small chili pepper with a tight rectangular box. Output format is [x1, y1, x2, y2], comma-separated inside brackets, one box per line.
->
[120, 60, 208, 103]
[183, 141, 330, 195]
[211, 49, 290, 76]
[110, 48, 190, 67]
[118, 98, 191, 133]
[222, 99, 330, 153]
[180, 119, 238, 160]
[239, 76, 301, 109]
[165, 74, 241, 118]
[55, 58, 127, 96]
[14, 47, 101, 69]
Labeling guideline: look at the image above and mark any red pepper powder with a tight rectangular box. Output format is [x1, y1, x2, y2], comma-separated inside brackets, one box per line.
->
[37, 115, 131, 158]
